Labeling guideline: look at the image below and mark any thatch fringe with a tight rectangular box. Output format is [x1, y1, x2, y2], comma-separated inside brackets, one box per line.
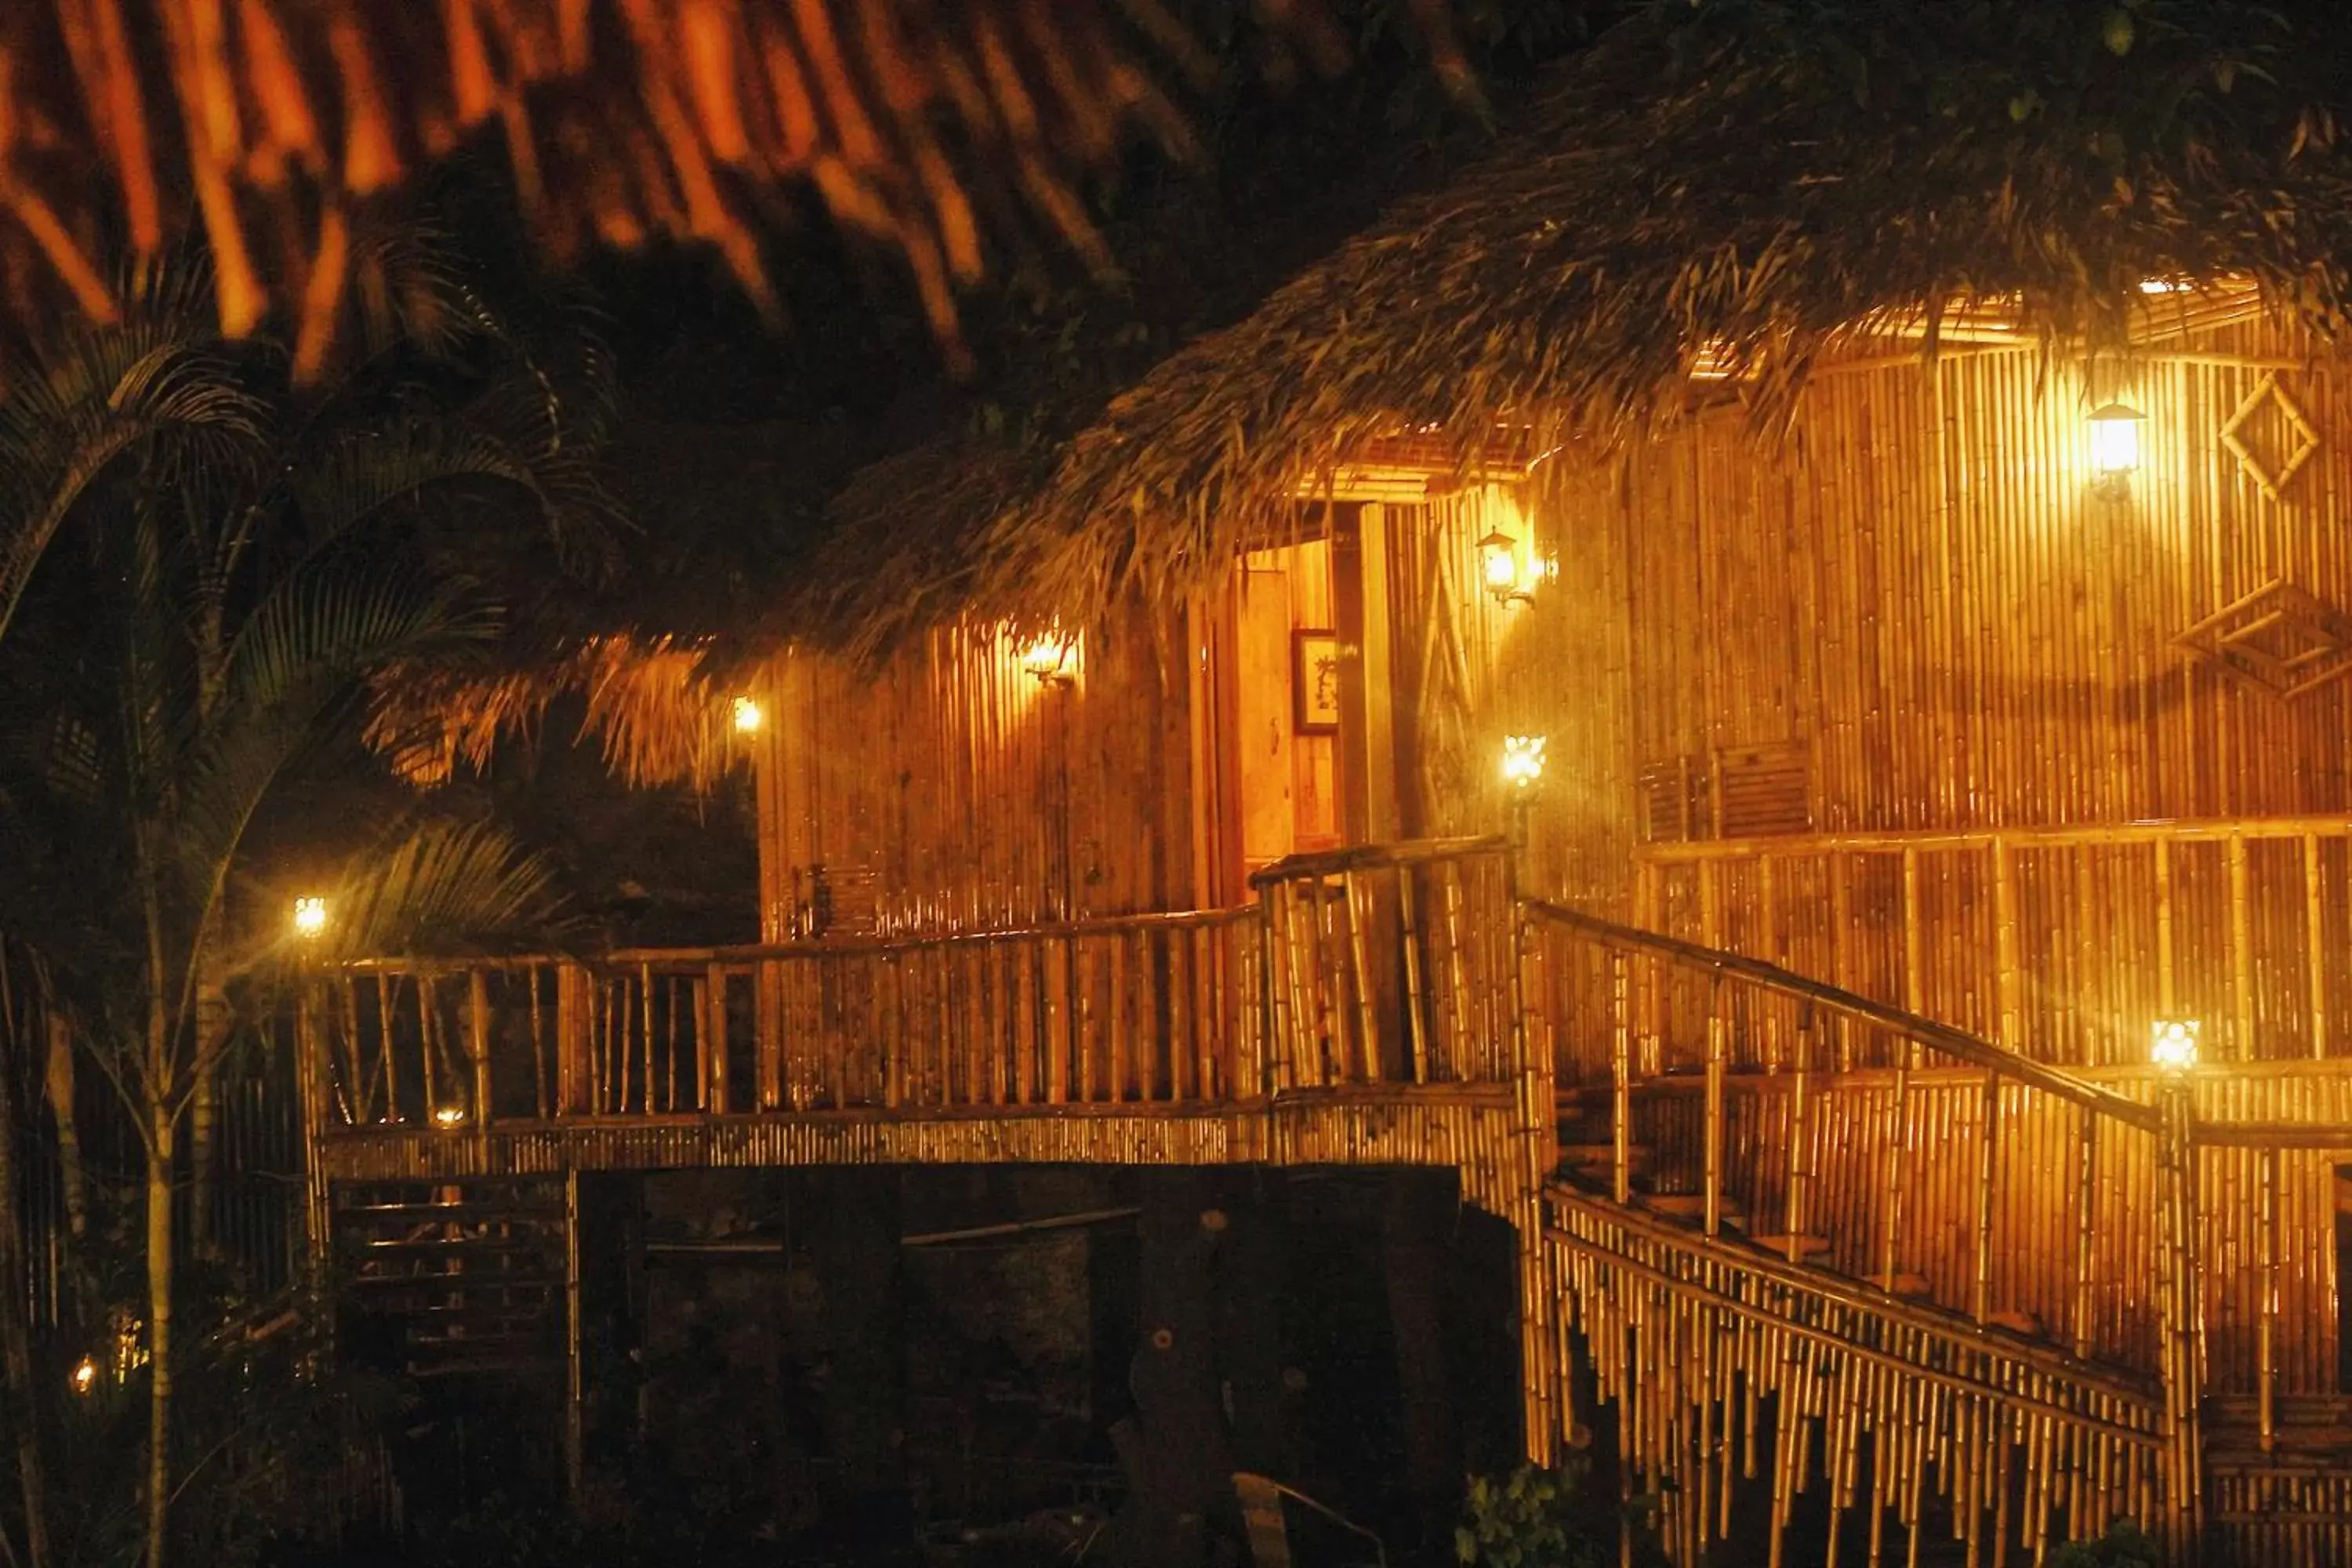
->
[365, 633, 760, 792]
[1, 2, 1457, 373]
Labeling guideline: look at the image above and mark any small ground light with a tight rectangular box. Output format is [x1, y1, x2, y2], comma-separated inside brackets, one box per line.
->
[432, 1105, 467, 1129]
[731, 695, 764, 735]
[2151, 1018, 2200, 1073]
[71, 1357, 96, 1395]
[291, 895, 327, 938]
[1501, 735, 1547, 790]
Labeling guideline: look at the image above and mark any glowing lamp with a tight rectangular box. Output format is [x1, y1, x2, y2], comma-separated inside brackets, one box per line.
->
[2150, 1018, 2200, 1074]
[2088, 402, 2145, 499]
[1021, 633, 1075, 684]
[432, 1105, 468, 1130]
[290, 895, 328, 939]
[1501, 735, 1548, 792]
[730, 695, 764, 735]
[71, 1357, 96, 1396]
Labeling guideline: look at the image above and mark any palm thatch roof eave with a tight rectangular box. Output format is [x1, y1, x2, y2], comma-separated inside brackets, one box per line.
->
[809, 2, 2352, 644]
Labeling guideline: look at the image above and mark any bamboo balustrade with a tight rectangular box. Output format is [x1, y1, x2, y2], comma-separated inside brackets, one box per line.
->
[1247, 834, 1516, 1091]
[1635, 814, 2352, 1066]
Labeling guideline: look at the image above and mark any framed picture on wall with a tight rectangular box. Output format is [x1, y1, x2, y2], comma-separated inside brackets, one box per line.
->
[1293, 628, 1342, 733]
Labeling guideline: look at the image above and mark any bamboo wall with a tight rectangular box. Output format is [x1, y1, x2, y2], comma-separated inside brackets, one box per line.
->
[1550, 318, 2352, 834]
[758, 609, 1195, 942]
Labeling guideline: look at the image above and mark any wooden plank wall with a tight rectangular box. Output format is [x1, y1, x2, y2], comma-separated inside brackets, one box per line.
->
[758, 608, 1194, 941]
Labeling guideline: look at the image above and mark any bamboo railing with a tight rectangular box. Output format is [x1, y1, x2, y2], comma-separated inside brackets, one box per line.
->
[1248, 835, 1516, 1090]
[1524, 898, 2206, 1562]
[314, 907, 1268, 1130]
[310, 837, 1532, 1137]
[1635, 814, 2352, 1065]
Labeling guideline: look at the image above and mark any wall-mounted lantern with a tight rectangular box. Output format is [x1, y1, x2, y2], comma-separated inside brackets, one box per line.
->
[1477, 529, 1552, 606]
[1021, 633, 1076, 686]
[2088, 401, 2146, 503]
[290, 895, 328, 940]
[730, 695, 765, 735]
[2149, 1017, 2200, 1074]
[1501, 734, 1548, 793]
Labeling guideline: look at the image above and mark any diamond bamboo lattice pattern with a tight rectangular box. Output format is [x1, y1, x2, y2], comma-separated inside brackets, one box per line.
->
[2174, 579, 2352, 698]
[2219, 372, 2321, 502]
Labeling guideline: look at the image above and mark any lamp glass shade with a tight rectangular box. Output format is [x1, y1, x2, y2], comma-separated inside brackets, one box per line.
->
[731, 695, 764, 734]
[2149, 1017, 2200, 1073]
[1501, 734, 1547, 789]
[1477, 530, 1519, 592]
[291, 895, 328, 938]
[2088, 402, 2144, 475]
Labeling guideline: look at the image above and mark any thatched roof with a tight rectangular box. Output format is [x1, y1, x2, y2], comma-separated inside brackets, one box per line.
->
[2, 1, 1460, 376]
[817, 0, 2352, 644]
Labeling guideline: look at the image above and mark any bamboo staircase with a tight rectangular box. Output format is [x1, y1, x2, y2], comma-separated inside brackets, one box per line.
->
[334, 1178, 572, 1383]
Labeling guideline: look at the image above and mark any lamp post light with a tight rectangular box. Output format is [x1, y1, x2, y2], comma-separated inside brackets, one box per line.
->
[2088, 401, 2146, 503]
[731, 694, 765, 735]
[2150, 1017, 2201, 1075]
[290, 895, 328, 941]
[1500, 734, 1546, 885]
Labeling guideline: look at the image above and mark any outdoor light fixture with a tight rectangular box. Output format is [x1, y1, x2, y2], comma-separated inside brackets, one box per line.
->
[2150, 1018, 2201, 1074]
[1021, 633, 1076, 685]
[290, 895, 328, 939]
[432, 1105, 468, 1130]
[1477, 529, 1547, 606]
[730, 695, 764, 735]
[2088, 401, 2146, 501]
[71, 1357, 96, 1396]
[1501, 735, 1548, 791]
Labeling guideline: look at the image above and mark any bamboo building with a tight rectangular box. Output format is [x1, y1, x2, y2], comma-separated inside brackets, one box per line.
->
[325, 12, 2352, 1565]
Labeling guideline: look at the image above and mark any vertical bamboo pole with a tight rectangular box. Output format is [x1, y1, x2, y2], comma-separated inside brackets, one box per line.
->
[705, 962, 729, 1114]
[2154, 1081, 2204, 1564]
[1972, 1072, 2002, 1324]
[1610, 952, 1633, 1206]
[1345, 869, 1381, 1083]
[564, 1167, 583, 1499]
[2229, 833, 2253, 1060]
[1400, 865, 1430, 1083]
[1787, 1000, 1813, 1266]
[1704, 975, 1726, 1238]
[1993, 840, 2022, 1051]
[468, 969, 492, 1152]
[2071, 1111, 2099, 1359]
[2304, 834, 2328, 1058]
[2156, 839, 2177, 1018]
[2258, 1145, 2279, 1455]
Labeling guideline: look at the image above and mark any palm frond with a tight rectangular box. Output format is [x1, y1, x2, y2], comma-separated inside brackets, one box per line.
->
[297, 820, 567, 964]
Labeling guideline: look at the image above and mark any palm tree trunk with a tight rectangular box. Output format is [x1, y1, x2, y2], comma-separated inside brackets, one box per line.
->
[0, 955, 53, 1568]
[143, 1109, 172, 1568]
[41, 1018, 82, 1241]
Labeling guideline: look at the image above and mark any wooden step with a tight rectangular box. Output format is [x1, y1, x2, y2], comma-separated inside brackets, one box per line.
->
[1984, 1310, 2045, 1338]
[1866, 1271, 1934, 1301]
[1748, 1232, 1832, 1261]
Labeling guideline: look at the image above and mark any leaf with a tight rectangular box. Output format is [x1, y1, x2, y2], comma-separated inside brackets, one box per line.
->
[2102, 9, 2135, 56]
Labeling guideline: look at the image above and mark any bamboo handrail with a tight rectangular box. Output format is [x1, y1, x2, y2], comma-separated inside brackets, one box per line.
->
[1633, 811, 2352, 863]
[1547, 1187, 2165, 1414]
[1247, 833, 1508, 887]
[1520, 898, 2161, 1132]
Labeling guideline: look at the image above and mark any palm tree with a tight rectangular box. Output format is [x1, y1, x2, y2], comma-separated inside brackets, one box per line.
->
[0, 269, 608, 1568]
